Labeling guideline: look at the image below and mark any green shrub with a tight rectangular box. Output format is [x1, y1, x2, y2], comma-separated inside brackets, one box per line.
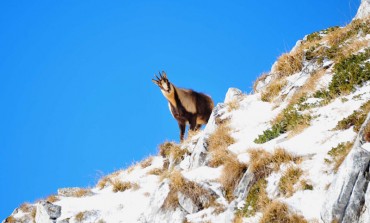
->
[335, 100, 370, 132]
[254, 106, 311, 144]
[329, 49, 370, 96]
[327, 142, 354, 172]
[242, 179, 269, 217]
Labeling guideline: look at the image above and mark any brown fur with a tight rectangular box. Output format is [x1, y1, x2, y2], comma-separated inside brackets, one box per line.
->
[152, 71, 214, 141]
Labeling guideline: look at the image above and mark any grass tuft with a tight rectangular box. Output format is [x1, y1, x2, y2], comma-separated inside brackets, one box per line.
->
[278, 166, 303, 197]
[220, 155, 248, 202]
[259, 201, 308, 223]
[159, 141, 186, 164]
[261, 79, 287, 102]
[275, 51, 304, 77]
[207, 122, 236, 167]
[112, 180, 139, 193]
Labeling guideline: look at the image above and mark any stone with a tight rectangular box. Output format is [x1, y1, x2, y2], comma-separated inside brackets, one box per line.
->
[35, 201, 61, 223]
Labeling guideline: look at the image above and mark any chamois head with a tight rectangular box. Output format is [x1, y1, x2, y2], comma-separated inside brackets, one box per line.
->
[152, 71, 172, 93]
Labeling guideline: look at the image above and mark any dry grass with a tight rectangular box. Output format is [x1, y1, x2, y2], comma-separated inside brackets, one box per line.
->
[341, 39, 370, 59]
[159, 141, 186, 164]
[207, 122, 236, 167]
[219, 155, 248, 202]
[97, 176, 111, 190]
[248, 148, 300, 180]
[289, 69, 326, 105]
[261, 79, 287, 102]
[259, 201, 308, 223]
[278, 166, 303, 197]
[140, 156, 153, 168]
[74, 188, 92, 197]
[274, 50, 303, 77]
[19, 203, 33, 213]
[75, 211, 85, 222]
[46, 195, 60, 203]
[4, 216, 16, 223]
[147, 168, 164, 176]
[227, 99, 241, 112]
[162, 170, 214, 211]
[232, 213, 244, 223]
[112, 180, 139, 193]
[364, 122, 370, 143]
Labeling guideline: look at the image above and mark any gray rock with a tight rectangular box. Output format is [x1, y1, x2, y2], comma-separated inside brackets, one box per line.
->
[178, 192, 198, 214]
[233, 168, 255, 202]
[35, 201, 61, 223]
[354, 0, 370, 20]
[321, 114, 370, 223]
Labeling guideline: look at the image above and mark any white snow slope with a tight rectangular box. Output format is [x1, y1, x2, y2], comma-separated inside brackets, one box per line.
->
[4, 2, 370, 223]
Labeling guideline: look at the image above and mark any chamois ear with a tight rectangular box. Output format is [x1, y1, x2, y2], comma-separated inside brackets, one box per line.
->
[162, 71, 167, 79]
[152, 79, 159, 86]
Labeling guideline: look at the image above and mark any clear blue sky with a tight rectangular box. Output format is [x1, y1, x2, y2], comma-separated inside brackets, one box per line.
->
[0, 0, 360, 219]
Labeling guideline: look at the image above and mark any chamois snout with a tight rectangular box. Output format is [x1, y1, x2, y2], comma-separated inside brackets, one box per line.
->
[152, 71, 214, 141]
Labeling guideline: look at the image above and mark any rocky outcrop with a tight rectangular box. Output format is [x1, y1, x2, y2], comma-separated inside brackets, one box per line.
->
[35, 201, 62, 223]
[321, 114, 370, 223]
[354, 0, 370, 20]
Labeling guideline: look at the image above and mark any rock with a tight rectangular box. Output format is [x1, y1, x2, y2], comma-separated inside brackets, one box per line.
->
[354, 0, 370, 20]
[321, 114, 370, 223]
[233, 168, 255, 202]
[35, 201, 61, 223]
[178, 192, 198, 214]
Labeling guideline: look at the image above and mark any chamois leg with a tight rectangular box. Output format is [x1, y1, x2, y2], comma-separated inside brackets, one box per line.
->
[189, 116, 197, 131]
[195, 124, 202, 130]
[178, 121, 186, 141]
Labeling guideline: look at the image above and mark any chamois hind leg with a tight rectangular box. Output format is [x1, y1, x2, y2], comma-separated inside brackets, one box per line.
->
[195, 124, 202, 130]
[178, 121, 186, 142]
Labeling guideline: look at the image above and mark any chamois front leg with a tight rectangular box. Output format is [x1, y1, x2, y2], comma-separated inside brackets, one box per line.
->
[189, 116, 197, 131]
[178, 121, 186, 141]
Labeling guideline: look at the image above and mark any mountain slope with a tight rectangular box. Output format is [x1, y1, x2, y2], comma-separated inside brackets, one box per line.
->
[4, 1, 370, 223]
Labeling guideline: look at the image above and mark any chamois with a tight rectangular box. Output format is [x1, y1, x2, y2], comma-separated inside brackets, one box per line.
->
[152, 71, 214, 141]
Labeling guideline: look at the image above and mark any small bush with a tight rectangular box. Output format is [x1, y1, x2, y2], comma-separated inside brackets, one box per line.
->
[220, 155, 248, 202]
[261, 80, 287, 102]
[259, 201, 308, 223]
[327, 142, 354, 172]
[278, 166, 303, 197]
[207, 122, 236, 167]
[112, 180, 139, 193]
[329, 49, 370, 96]
[242, 178, 269, 217]
[335, 100, 370, 132]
